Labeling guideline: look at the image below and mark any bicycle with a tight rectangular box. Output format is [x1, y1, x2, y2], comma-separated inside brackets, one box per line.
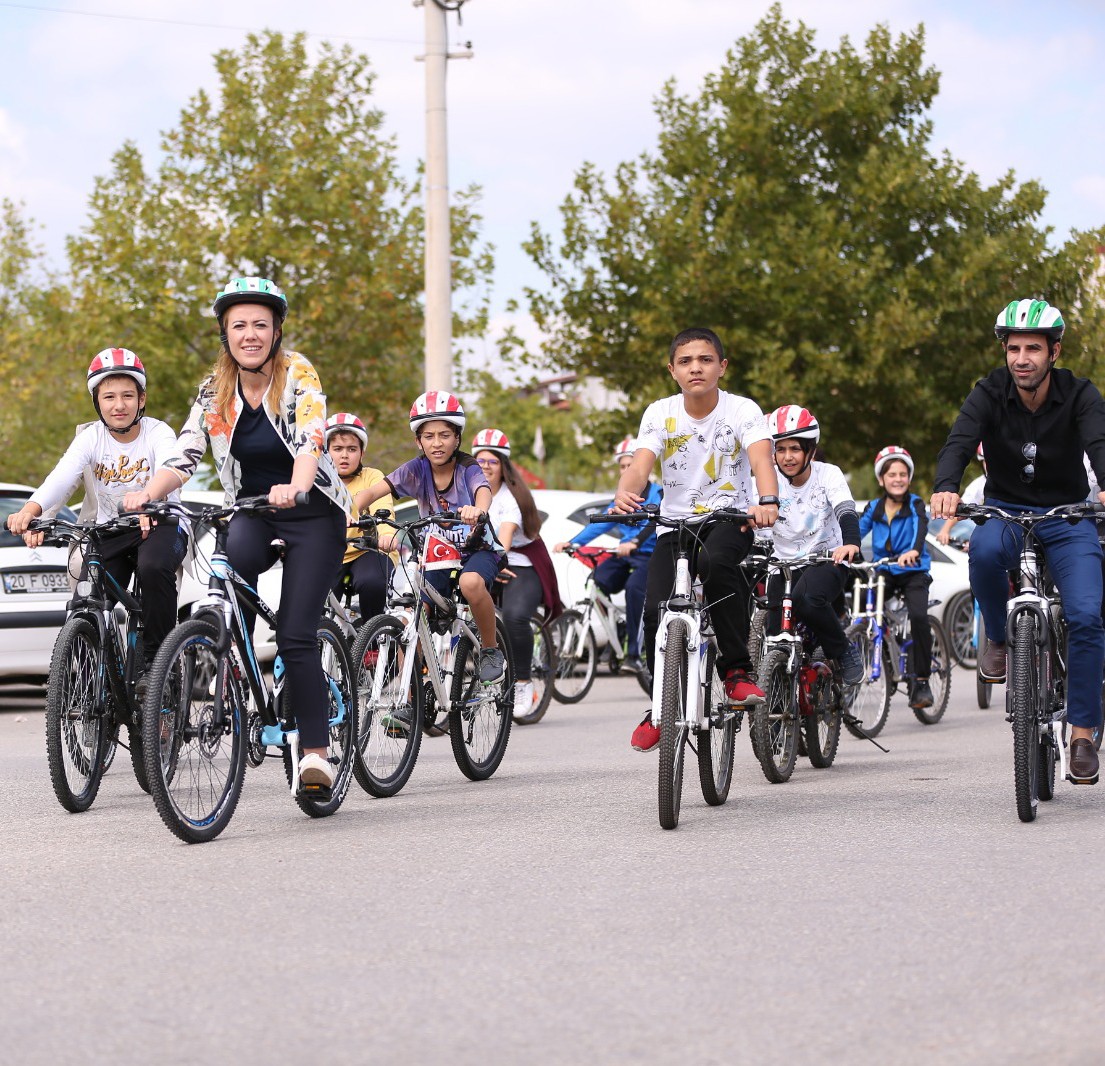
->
[491, 569, 557, 726]
[843, 560, 953, 737]
[349, 510, 515, 798]
[551, 544, 651, 703]
[610, 507, 749, 830]
[33, 512, 160, 811]
[957, 502, 1104, 821]
[139, 495, 357, 843]
[751, 552, 845, 783]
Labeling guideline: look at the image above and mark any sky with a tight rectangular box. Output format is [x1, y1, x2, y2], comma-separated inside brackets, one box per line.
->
[2, 0, 1105, 370]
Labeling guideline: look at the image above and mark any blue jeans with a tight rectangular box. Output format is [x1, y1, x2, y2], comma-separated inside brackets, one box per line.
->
[593, 553, 649, 657]
[970, 498, 1104, 729]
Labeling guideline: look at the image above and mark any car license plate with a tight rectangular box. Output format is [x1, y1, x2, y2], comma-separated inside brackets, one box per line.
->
[2, 570, 69, 595]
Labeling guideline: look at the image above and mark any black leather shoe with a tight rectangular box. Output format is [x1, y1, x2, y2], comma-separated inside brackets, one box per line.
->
[979, 639, 1006, 683]
[909, 679, 934, 710]
[1069, 738, 1100, 785]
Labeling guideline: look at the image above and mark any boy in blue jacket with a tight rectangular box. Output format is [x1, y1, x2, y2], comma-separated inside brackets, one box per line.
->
[859, 446, 934, 709]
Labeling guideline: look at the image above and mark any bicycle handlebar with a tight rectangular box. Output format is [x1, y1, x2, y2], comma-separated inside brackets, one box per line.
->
[596, 506, 752, 527]
[956, 502, 1105, 525]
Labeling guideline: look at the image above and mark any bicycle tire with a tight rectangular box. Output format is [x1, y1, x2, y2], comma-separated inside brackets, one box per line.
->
[945, 590, 976, 667]
[912, 617, 952, 725]
[514, 617, 556, 725]
[127, 724, 151, 794]
[283, 618, 358, 817]
[1010, 612, 1041, 823]
[658, 621, 689, 829]
[751, 647, 799, 783]
[975, 613, 992, 708]
[351, 614, 423, 797]
[842, 622, 892, 738]
[142, 617, 246, 844]
[448, 618, 514, 780]
[1038, 729, 1058, 801]
[550, 608, 597, 704]
[803, 666, 842, 768]
[696, 639, 735, 806]
[45, 616, 109, 813]
[747, 607, 767, 676]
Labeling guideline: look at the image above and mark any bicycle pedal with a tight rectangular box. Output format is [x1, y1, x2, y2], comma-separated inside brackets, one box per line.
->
[1066, 771, 1099, 786]
[298, 783, 333, 801]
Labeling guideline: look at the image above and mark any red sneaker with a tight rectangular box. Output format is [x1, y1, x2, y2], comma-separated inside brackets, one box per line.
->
[631, 711, 661, 752]
[724, 668, 765, 706]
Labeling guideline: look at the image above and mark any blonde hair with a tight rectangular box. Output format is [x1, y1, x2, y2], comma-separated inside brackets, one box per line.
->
[213, 346, 289, 424]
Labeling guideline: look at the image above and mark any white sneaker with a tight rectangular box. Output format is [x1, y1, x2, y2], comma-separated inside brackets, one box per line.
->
[299, 752, 335, 790]
[514, 680, 535, 712]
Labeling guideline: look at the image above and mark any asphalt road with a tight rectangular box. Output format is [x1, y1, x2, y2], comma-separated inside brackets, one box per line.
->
[2, 669, 1103, 1065]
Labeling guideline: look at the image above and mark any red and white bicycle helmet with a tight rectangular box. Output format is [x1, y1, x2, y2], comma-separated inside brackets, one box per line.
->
[87, 348, 146, 396]
[874, 445, 914, 481]
[768, 405, 820, 444]
[613, 437, 637, 460]
[409, 391, 465, 433]
[472, 428, 511, 457]
[325, 412, 368, 448]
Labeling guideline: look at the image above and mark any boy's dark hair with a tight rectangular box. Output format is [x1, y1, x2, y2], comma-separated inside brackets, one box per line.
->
[669, 327, 724, 362]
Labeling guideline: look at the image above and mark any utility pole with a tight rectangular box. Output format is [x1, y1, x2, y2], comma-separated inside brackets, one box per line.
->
[415, 0, 472, 392]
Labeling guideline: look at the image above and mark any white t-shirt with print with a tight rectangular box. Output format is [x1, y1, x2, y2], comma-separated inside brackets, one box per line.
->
[636, 391, 770, 534]
[31, 418, 183, 524]
[489, 484, 533, 568]
[770, 461, 855, 560]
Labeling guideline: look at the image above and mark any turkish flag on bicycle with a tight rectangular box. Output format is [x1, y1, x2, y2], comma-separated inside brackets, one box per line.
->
[423, 533, 463, 572]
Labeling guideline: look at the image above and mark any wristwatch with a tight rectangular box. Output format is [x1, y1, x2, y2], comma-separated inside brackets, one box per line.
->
[758, 495, 780, 506]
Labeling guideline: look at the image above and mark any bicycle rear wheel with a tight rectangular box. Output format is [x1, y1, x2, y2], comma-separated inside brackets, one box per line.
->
[142, 618, 246, 844]
[945, 591, 976, 667]
[284, 618, 358, 817]
[842, 622, 892, 738]
[1010, 613, 1041, 822]
[751, 647, 799, 782]
[696, 639, 735, 806]
[803, 666, 842, 768]
[352, 614, 423, 797]
[913, 617, 952, 725]
[514, 617, 556, 725]
[45, 616, 109, 812]
[550, 608, 597, 703]
[658, 621, 689, 829]
[449, 620, 514, 780]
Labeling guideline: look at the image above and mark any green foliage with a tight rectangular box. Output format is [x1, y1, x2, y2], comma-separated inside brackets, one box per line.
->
[522, 4, 1105, 481]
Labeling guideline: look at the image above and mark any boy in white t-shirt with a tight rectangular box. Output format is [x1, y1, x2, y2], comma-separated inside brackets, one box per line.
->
[615, 327, 779, 751]
[763, 405, 864, 685]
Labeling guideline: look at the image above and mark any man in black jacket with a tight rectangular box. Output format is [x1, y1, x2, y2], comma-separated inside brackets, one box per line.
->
[930, 298, 1105, 785]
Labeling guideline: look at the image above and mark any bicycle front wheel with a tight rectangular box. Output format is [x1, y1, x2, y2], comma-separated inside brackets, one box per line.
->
[842, 622, 892, 738]
[45, 616, 109, 812]
[352, 614, 423, 797]
[515, 617, 556, 725]
[1010, 613, 1041, 823]
[449, 620, 514, 780]
[550, 609, 597, 703]
[803, 665, 842, 769]
[658, 622, 689, 829]
[142, 618, 246, 844]
[913, 617, 952, 725]
[751, 647, 799, 783]
[284, 618, 358, 817]
[696, 639, 735, 806]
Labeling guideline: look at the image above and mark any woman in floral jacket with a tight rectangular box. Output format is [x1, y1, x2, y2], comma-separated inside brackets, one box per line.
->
[126, 276, 351, 793]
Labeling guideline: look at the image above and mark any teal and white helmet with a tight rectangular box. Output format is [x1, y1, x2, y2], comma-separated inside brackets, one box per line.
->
[994, 299, 1064, 343]
[213, 276, 288, 324]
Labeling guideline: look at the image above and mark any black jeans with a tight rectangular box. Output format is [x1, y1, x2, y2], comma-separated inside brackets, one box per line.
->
[882, 569, 933, 678]
[498, 565, 542, 681]
[765, 562, 849, 659]
[226, 503, 345, 749]
[337, 551, 394, 622]
[644, 522, 754, 677]
[87, 522, 188, 663]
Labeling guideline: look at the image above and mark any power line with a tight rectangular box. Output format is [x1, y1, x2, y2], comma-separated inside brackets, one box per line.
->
[0, 2, 422, 44]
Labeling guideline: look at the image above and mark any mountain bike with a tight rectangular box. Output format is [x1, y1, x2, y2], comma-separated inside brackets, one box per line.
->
[139, 496, 357, 843]
[32, 513, 159, 811]
[349, 510, 515, 797]
[611, 507, 748, 830]
[551, 544, 650, 703]
[751, 553, 844, 783]
[843, 561, 953, 737]
[957, 502, 1103, 821]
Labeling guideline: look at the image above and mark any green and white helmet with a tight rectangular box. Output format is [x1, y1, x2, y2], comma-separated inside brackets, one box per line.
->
[212, 276, 288, 324]
[994, 299, 1064, 342]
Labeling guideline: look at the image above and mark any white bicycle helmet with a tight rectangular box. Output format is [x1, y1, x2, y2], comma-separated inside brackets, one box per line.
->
[325, 413, 368, 448]
[768, 405, 820, 444]
[472, 428, 510, 457]
[994, 299, 1064, 342]
[409, 391, 466, 433]
[874, 445, 914, 482]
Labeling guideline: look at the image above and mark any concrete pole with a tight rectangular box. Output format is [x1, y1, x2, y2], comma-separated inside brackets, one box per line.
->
[423, 0, 452, 391]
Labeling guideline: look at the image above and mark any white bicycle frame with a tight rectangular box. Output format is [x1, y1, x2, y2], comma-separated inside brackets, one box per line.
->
[650, 554, 710, 732]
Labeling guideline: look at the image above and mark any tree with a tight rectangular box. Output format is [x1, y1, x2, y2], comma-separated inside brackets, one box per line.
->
[65, 31, 492, 469]
[522, 5, 1105, 482]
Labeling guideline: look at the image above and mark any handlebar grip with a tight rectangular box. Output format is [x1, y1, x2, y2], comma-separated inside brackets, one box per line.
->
[294, 490, 311, 506]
